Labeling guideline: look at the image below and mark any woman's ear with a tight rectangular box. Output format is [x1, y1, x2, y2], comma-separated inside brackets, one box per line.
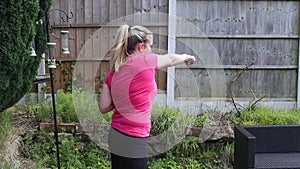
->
[136, 43, 145, 51]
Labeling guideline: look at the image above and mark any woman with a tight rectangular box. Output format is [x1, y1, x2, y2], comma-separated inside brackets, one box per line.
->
[99, 25, 195, 169]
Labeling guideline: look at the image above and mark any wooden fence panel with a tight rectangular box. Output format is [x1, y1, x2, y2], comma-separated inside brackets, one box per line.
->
[176, 0, 299, 37]
[42, 0, 169, 93]
[175, 68, 297, 98]
[174, 0, 299, 101]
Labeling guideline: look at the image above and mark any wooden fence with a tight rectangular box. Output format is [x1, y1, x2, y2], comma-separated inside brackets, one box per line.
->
[34, 0, 169, 93]
[33, 0, 300, 109]
[167, 0, 300, 109]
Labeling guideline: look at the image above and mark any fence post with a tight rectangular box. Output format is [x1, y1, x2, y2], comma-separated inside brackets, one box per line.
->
[297, 2, 300, 109]
[167, 0, 176, 106]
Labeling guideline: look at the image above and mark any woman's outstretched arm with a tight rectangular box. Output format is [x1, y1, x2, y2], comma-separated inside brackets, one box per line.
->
[157, 53, 195, 69]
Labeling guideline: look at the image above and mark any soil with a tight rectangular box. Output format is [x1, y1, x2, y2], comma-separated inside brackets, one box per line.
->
[12, 109, 40, 136]
[3, 106, 40, 168]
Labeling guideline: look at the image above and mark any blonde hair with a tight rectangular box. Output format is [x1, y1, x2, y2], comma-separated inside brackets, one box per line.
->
[109, 25, 152, 72]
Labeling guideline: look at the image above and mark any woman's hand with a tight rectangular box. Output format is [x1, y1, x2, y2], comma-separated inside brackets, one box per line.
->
[183, 54, 196, 67]
[157, 53, 196, 69]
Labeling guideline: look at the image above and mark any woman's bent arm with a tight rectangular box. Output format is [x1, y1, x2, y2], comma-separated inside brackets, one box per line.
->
[99, 84, 114, 114]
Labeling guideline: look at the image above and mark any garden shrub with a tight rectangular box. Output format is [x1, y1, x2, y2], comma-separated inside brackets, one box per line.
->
[0, 0, 52, 112]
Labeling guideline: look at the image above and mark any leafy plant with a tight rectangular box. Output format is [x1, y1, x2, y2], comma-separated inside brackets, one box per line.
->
[58, 61, 76, 92]
[17, 103, 53, 123]
[234, 106, 300, 125]
[149, 155, 181, 169]
[172, 137, 200, 157]
[20, 129, 111, 169]
[151, 105, 194, 136]
[193, 111, 215, 126]
[56, 90, 78, 123]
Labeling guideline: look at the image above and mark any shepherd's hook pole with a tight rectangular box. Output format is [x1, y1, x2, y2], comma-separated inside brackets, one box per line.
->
[45, 3, 60, 169]
[49, 68, 61, 169]
[45, 2, 73, 167]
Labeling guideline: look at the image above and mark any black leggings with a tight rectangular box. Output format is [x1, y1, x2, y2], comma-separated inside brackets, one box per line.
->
[110, 153, 148, 169]
[108, 128, 149, 169]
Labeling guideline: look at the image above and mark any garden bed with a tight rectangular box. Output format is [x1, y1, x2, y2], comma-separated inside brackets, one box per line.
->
[3, 103, 235, 169]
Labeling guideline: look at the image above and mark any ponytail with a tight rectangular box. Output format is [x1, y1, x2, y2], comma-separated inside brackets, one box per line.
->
[110, 25, 130, 72]
[109, 25, 152, 72]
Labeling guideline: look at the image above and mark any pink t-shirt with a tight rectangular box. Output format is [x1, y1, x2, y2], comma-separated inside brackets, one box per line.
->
[105, 53, 158, 137]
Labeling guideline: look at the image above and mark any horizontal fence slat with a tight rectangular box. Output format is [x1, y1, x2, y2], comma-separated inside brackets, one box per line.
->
[176, 35, 300, 39]
[176, 65, 298, 70]
[58, 57, 110, 61]
[52, 22, 169, 28]
[174, 97, 296, 102]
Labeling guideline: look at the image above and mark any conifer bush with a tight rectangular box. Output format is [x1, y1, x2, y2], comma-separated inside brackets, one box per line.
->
[0, 0, 52, 111]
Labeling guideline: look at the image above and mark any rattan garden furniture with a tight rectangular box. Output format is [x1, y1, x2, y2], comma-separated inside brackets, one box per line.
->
[234, 125, 300, 169]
